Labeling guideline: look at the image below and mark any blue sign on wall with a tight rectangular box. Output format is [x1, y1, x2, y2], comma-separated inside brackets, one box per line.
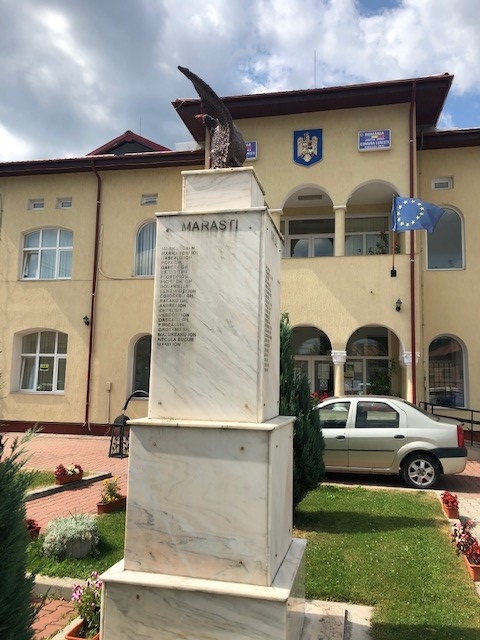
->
[246, 141, 257, 160]
[358, 129, 391, 151]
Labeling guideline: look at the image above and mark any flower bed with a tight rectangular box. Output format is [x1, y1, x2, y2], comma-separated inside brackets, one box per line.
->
[441, 491, 460, 519]
[450, 500, 480, 580]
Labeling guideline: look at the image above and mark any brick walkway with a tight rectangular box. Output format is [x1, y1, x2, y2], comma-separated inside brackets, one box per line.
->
[31, 596, 76, 640]
[2, 432, 479, 639]
[1, 432, 128, 640]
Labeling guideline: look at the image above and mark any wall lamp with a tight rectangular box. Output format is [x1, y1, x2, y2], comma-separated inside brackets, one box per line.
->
[395, 299, 402, 312]
[83, 315, 90, 326]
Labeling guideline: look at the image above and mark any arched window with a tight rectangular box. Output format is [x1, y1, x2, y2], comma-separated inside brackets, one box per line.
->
[292, 326, 333, 395]
[133, 335, 151, 393]
[427, 208, 463, 269]
[429, 336, 465, 407]
[20, 331, 68, 392]
[135, 221, 156, 276]
[22, 228, 73, 279]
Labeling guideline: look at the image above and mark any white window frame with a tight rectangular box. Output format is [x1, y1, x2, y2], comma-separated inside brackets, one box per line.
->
[22, 228, 73, 280]
[345, 216, 390, 256]
[426, 207, 464, 270]
[132, 334, 152, 394]
[134, 221, 156, 276]
[28, 198, 45, 210]
[141, 194, 158, 206]
[19, 330, 68, 393]
[282, 218, 335, 258]
[56, 197, 73, 209]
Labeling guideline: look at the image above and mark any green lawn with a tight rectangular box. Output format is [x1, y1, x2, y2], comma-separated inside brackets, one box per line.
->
[295, 485, 480, 640]
[24, 470, 56, 489]
[27, 484, 480, 639]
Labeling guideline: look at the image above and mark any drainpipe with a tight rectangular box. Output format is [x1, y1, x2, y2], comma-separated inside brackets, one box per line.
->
[409, 82, 417, 403]
[84, 159, 102, 428]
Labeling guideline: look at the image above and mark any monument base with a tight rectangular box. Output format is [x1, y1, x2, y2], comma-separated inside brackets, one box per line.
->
[124, 417, 294, 586]
[100, 539, 306, 640]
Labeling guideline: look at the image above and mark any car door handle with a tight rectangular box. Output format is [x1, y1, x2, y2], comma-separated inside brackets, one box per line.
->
[336, 435, 346, 440]
[394, 434, 406, 439]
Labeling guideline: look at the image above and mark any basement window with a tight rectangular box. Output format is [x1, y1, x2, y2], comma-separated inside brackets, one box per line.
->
[28, 198, 45, 210]
[56, 197, 73, 209]
[141, 194, 158, 205]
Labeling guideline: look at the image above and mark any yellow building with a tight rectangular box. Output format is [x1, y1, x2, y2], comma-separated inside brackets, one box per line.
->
[0, 73, 477, 433]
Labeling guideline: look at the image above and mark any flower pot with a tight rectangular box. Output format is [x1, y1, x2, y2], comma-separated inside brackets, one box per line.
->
[65, 537, 93, 559]
[65, 619, 100, 640]
[442, 504, 459, 519]
[463, 555, 480, 581]
[97, 496, 126, 514]
[55, 471, 83, 485]
[28, 526, 40, 539]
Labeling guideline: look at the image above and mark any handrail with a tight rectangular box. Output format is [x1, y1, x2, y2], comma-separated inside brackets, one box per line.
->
[419, 402, 480, 446]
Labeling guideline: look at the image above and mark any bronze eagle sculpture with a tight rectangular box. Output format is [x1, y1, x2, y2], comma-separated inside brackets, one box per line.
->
[178, 66, 247, 169]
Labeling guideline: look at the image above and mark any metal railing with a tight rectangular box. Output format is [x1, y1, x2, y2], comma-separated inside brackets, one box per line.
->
[419, 402, 480, 446]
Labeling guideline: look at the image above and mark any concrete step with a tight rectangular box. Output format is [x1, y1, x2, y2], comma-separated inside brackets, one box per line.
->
[302, 600, 372, 640]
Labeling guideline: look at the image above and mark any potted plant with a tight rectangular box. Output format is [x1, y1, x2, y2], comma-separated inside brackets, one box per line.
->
[451, 520, 480, 580]
[440, 491, 460, 519]
[67, 571, 102, 639]
[54, 462, 83, 485]
[42, 513, 99, 560]
[25, 518, 40, 539]
[97, 476, 126, 514]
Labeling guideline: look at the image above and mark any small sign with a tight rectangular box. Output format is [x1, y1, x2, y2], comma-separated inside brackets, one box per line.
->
[293, 129, 323, 166]
[358, 129, 391, 151]
[39, 364, 49, 370]
[246, 141, 257, 161]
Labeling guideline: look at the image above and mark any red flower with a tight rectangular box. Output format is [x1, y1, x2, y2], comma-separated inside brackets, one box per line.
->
[25, 518, 39, 531]
[441, 491, 459, 509]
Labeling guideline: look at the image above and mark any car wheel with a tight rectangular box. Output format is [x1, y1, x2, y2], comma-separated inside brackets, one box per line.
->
[400, 453, 441, 489]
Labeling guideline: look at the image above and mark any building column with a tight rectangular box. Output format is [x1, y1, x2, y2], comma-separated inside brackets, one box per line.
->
[333, 205, 346, 257]
[399, 351, 420, 402]
[331, 350, 347, 396]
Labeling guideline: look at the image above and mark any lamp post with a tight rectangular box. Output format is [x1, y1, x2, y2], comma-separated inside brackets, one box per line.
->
[108, 390, 149, 458]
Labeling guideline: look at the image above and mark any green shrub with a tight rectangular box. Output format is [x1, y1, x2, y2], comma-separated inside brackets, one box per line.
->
[0, 435, 36, 640]
[279, 313, 325, 514]
[42, 514, 99, 560]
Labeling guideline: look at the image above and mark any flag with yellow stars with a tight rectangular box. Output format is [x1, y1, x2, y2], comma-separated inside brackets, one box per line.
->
[391, 196, 444, 233]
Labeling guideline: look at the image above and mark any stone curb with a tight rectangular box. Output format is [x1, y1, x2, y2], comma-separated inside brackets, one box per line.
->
[34, 574, 78, 600]
[26, 472, 112, 501]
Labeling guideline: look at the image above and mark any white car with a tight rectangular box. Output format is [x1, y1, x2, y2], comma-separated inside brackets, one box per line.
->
[316, 396, 467, 488]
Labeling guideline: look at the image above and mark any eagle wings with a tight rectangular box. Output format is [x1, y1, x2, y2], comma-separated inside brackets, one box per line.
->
[178, 66, 247, 169]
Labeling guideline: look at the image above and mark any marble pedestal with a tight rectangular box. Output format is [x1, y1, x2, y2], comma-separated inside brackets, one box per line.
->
[101, 538, 305, 640]
[100, 168, 306, 639]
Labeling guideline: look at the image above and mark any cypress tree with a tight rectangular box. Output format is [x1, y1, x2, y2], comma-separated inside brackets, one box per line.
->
[279, 313, 325, 514]
[0, 436, 36, 640]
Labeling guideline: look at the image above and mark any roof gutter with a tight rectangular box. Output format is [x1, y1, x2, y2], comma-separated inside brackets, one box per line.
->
[84, 159, 102, 428]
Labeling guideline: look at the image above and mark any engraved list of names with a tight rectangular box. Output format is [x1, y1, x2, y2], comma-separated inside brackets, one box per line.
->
[157, 246, 197, 348]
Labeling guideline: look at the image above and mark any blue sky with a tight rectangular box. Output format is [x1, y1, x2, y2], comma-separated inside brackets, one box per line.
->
[1, 0, 479, 161]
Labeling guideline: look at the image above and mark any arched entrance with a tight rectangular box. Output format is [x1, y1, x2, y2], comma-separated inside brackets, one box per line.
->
[346, 326, 400, 395]
[292, 326, 333, 396]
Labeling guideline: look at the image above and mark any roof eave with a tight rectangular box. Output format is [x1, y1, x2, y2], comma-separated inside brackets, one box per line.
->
[173, 73, 454, 144]
[0, 149, 204, 177]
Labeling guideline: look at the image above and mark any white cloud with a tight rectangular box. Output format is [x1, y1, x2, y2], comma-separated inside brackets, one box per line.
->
[0, 124, 33, 162]
[0, 0, 479, 161]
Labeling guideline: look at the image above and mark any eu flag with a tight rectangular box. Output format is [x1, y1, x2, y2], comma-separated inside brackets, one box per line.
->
[391, 197, 444, 233]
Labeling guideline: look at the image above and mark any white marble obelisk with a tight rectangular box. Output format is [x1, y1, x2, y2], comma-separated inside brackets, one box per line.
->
[100, 167, 306, 639]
